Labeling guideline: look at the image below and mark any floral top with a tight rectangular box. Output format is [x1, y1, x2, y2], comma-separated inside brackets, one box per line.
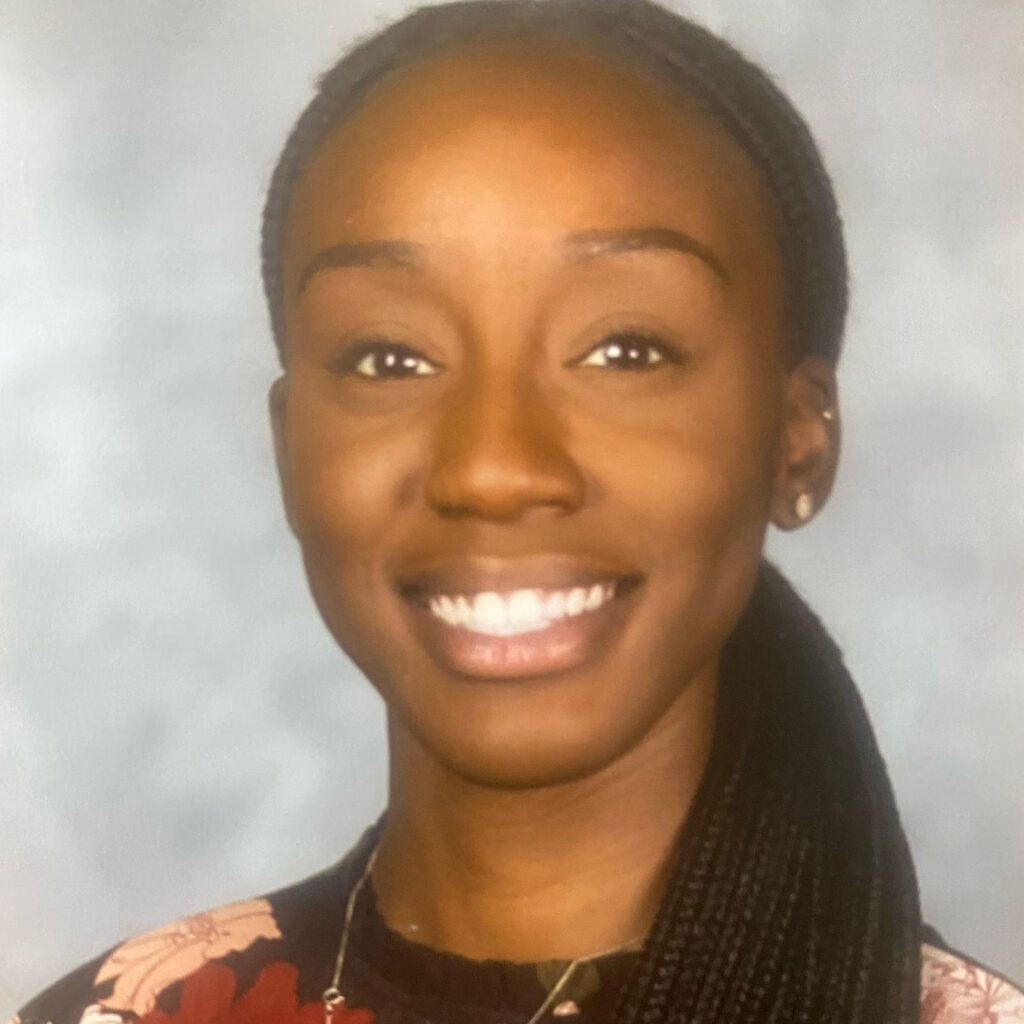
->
[10, 850, 1023, 1024]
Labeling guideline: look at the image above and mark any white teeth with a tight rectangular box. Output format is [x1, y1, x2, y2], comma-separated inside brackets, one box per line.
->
[426, 581, 619, 635]
[545, 590, 566, 619]
[429, 595, 459, 626]
[565, 587, 587, 616]
[473, 592, 507, 632]
[508, 589, 544, 625]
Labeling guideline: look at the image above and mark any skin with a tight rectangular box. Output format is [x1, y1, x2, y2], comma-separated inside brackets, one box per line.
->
[270, 39, 840, 961]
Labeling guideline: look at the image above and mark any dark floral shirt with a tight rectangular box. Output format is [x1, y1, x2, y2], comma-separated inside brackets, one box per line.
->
[12, 846, 636, 1024]
[11, 843, 1024, 1024]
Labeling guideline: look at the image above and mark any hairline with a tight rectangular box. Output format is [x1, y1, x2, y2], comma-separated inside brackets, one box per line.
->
[271, 26, 798, 363]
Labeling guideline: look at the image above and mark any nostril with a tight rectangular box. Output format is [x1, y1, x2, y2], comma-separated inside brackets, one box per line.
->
[427, 460, 587, 521]
[424, 433, 587, 521]
[423, 385, 588, 520]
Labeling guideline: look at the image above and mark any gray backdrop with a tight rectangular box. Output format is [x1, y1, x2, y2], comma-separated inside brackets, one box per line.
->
[1, 0, 1021, 1011]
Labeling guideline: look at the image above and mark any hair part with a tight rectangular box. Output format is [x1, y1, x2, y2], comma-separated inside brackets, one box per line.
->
[260, 0, 848, 369]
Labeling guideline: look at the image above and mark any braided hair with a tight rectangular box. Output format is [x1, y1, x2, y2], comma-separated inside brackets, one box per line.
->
[613, 560, 921, 1024]
[260, 3, 921, 1022]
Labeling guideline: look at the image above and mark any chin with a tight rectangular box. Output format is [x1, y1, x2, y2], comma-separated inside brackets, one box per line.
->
[383, 647, 709, 793]
[404, 713, 641, 791]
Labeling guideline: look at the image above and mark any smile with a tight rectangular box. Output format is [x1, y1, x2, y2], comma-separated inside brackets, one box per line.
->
[426, 583, 618, 636]
[398, 562, 643, 680]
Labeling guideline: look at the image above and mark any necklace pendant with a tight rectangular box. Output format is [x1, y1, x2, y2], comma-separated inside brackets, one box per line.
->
[323, 985, 345, 1024]
[553, 1000, 580, 1017]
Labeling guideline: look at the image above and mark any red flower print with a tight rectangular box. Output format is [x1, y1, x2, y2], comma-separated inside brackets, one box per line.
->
[133, 962, 373, 1024]
[94, 899, 282, 1016]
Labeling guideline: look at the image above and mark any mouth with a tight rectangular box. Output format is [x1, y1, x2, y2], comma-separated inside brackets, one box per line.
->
[397, 560, 644, 680]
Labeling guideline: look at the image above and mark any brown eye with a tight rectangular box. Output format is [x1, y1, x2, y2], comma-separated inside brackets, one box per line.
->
[574, 332, 673, 371]
[338, 340, 441, 380]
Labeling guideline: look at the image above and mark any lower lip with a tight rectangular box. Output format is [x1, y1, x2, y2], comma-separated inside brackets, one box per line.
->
[402, 584, 642, 680]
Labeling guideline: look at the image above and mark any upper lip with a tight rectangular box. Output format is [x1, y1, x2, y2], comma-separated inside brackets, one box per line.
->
[395, 554, 644, 601]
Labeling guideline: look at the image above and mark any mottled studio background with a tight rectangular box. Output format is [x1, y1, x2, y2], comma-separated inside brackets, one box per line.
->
[1, 0, 1021, 1010]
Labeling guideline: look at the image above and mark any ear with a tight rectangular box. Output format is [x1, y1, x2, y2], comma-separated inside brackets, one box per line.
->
[268, 375, 299, 537]
[770, 355, 840, 530]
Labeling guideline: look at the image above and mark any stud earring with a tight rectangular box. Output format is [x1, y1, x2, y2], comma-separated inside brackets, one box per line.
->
[794, 492, 814, 522]
[822, 407, 836, 421]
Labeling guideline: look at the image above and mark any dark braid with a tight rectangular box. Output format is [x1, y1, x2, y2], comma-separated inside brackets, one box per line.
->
[260, 0, 847, 368]
[261, 3, 920, 1021]
[598, 561, 920, 1024]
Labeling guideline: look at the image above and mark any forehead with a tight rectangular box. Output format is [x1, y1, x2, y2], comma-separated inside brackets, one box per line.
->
[283, 38, 780, 296]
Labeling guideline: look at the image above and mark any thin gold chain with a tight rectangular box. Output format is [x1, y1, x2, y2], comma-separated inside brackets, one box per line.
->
[322, 847, 379, 1024]
[322, 845, 641, 1024]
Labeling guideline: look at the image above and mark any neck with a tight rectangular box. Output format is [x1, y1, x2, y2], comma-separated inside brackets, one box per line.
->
[372, 665, 717, 963]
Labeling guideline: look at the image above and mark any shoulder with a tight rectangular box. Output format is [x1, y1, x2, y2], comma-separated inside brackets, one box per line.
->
[12, 895, 285, 1024]
[12, 902, 1022, 1024]
[9, 863, 352, 1024]
[922, 935, 1024, 1024]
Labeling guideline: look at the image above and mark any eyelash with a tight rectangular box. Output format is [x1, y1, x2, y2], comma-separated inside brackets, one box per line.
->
[335, 330, 678, 381]
[571, 331, 678, 372]
[335, 339, 441, 380]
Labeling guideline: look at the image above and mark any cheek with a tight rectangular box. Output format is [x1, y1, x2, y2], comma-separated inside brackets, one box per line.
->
[581, 364, 780, 562]
[283, 376, 422, 567]
[592, 368, 779, 717]
[281, 377, 432, 688]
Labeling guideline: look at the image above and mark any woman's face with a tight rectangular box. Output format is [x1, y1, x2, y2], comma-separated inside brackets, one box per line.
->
[273, 41, 824, 787]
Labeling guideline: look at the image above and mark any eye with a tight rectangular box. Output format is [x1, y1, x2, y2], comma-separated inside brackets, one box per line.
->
[573, 331, 675, 372]
[337, 340, 441, 380]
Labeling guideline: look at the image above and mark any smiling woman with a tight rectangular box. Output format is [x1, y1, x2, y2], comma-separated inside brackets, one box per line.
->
[267, 26, 809, 802]
[7, 1, 1023, 1024]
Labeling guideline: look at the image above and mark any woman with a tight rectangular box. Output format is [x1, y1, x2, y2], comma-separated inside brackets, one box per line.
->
[12, 1, 1022, 1023]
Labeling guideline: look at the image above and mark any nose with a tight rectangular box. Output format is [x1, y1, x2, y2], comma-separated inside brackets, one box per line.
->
[424, 375, 588, 522]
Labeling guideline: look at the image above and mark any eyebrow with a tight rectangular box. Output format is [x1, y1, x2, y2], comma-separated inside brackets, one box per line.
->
[297, 240, 424, 294]
[297, 225, 728, 296]
[563, 227, 729, 282]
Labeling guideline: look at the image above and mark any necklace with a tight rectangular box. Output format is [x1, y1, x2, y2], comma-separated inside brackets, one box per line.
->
[322, 846, 379, 1024]
[321, 847, 636, 1024]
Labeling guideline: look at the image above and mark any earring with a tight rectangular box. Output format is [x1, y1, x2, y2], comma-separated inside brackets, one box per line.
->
[794, 492, 814, 522]
[822, 407, 836, 421]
